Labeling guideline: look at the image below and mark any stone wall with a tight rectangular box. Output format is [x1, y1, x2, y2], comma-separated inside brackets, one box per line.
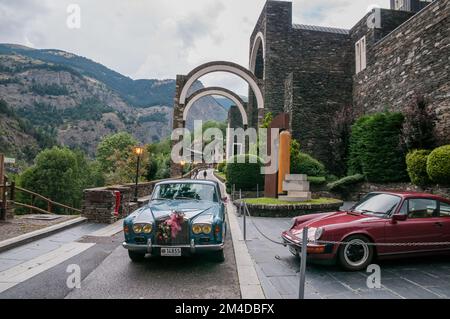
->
[82, 180, 164, 224]
[353, 0, 450, 144]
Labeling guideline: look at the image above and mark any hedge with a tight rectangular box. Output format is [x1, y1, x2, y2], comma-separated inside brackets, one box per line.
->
[406, 149, 431, 186]
[427, 145, 450, 185]
[327, 174, 365, 193]
[226, 154, 264, 191]
[348, 112, 408, 182]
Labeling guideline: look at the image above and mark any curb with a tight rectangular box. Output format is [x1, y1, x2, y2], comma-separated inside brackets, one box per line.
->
[0, 216, 87, 253]
[208, 171, 265, 299]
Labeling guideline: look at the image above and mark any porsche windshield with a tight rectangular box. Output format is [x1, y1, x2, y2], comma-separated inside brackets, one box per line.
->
[352, 193, 401, 216]
[152, 183, 217, 202]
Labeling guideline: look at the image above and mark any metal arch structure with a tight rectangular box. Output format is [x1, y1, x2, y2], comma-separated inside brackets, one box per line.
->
[170, 61, 265, 178]
[178, 61, 264, 110]
[183, 87, 249, 128]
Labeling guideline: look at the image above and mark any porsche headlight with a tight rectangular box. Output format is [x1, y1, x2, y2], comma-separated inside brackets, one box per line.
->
[314, 227, 324, 241]
[192, 224, 203, 234]
[142, 224, 153, 234]
[202, 224, 212, 234]
[133, 224, 143, 234]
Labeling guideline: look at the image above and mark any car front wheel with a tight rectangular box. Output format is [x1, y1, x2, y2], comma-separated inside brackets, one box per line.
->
[338, 235, 374, 271]
[128, 250, 146, 262]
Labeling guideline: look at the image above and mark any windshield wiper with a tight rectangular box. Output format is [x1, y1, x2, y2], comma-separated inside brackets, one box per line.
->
[173, 196, 198, 201]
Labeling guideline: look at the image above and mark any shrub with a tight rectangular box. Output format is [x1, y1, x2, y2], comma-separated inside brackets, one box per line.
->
[293, 153, 326, 177]
[226, 154, 264, 191]
[348, 112, 408, 182]
[290, 139, 326, 177]
[402, 95, 436, 150]
[427, 145, 450, 185]
[406, 150, 431, 186]
[327, 174, 365, 193]
[217, 161, 226, 173]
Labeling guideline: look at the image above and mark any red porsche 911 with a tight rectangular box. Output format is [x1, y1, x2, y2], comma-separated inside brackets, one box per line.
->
[282, 192, 450, 271]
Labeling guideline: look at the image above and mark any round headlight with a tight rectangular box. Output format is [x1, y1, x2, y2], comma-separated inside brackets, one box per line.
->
[133, 224, 143, 234]
[192, 224, 202, 234]
[314, 227, 324, 241]
[142, 224, 152, 234]
[202, 224, 212, 234]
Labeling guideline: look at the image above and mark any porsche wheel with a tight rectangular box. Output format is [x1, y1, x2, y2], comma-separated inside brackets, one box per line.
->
[210, 250, 225, 263]
[128, 250, 146, 262]
[338, 235, 373, 271]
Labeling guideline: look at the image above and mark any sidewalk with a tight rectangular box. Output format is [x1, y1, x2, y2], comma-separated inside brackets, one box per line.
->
[205, 170, 265, 299]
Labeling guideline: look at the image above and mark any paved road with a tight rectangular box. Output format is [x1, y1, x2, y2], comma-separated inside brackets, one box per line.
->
[0, 177, 240, 299]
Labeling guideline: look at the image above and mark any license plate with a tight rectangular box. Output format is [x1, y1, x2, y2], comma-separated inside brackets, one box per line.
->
[160, 247, 182, 257]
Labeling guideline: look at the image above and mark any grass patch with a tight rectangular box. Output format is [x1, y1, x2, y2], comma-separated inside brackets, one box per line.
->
[242, 197, 342, 206]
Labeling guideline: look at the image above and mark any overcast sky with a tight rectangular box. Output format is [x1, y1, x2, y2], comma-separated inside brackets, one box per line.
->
[0, 0, 390, 96]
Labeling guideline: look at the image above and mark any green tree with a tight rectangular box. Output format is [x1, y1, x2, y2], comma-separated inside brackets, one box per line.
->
[96, 132, 138, 171]
[18, 147, 96, 212]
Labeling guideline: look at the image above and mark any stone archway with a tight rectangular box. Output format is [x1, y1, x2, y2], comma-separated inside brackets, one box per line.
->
[183, 87, 248, 128]
[170, 61, 264, 177]
[249, 32, 265, 79]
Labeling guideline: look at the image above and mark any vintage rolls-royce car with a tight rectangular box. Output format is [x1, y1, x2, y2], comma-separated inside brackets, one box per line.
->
[123, 179, 227, 262]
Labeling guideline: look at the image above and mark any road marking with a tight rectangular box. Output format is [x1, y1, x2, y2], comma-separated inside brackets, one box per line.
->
[89, 219, 124, 237]
[0, 242, 95, 293]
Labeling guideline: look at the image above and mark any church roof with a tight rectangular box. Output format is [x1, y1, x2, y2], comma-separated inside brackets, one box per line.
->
[292, 24, 350, 35]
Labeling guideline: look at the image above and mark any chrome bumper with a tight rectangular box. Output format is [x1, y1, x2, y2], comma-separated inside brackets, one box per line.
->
[122, 238, 224, 254]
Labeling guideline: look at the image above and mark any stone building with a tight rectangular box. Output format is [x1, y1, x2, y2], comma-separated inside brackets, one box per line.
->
[247, 0, 449, 173]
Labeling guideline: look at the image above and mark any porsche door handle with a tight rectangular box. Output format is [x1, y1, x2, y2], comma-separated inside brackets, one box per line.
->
[434, 222, 444, 228]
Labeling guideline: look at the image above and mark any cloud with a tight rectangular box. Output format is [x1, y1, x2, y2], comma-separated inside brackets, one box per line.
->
[0, 0, 391, 96]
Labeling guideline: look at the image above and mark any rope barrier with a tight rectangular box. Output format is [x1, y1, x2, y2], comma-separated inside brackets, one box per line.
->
[240, 201, 450, 248]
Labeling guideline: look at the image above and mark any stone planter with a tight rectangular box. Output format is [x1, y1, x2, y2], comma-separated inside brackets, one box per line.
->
[234, 199, 344, 217]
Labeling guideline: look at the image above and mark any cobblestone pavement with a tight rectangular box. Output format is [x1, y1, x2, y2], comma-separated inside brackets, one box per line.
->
[237, 215, 450, 299]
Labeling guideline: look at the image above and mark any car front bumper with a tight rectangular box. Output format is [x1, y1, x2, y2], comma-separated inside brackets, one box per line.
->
[281, 232, 336, 264]
[123, 238, 224, 255]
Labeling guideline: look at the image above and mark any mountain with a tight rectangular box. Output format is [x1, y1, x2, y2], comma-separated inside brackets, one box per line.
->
[0, 44, 174, 107]
[0, 44, 228, 160]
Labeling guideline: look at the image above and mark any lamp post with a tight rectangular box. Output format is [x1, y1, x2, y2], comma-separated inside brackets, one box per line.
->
[180, 160, 186, 178]
[133, 146, 144, 202]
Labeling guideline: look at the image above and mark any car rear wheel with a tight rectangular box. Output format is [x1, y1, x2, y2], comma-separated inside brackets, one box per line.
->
[128, 250, 146, 262]
[210, 250, 225, 263]
[338, 235, 373, 271]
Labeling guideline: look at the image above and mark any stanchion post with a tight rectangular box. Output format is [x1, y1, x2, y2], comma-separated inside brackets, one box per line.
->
[298, 227, 308, 299]
[243, 202, 246, 241]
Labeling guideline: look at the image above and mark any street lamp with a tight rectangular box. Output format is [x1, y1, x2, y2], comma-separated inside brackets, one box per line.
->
[180, 160, 186, 178]
[133, 146, 144, 202]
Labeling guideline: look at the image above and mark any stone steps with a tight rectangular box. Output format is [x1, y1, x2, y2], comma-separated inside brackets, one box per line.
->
[285, 174, 307, 181]
[282, 181, 310, 191]
[281, 174, 311, 202]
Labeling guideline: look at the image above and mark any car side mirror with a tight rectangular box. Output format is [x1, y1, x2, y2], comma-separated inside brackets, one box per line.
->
[392, 214, 407, 222]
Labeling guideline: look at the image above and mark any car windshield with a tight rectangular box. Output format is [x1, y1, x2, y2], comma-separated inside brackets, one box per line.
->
[152, 183, 217, 202]
[351, 193, 401, 216]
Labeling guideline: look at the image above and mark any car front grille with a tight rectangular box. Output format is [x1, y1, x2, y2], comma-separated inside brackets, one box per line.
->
[155, 219, 190, 245]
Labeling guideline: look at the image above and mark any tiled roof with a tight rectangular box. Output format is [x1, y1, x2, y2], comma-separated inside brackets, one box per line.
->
[292, 24, 350, 35]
